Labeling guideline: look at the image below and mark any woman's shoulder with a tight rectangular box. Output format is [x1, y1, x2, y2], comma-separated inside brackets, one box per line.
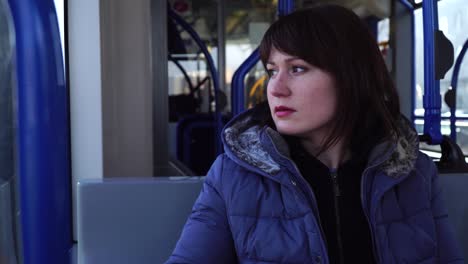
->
[205, 153, 286, 201]
[408, 151, 439, 191]
[413, 151, 438, 176]
[207, 153, 249, 176]
[204, 153, 260, 188]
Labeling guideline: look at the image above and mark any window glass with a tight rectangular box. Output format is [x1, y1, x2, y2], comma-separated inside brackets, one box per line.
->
[0, 0, 18, 262]
[377, 18, 391, 69]
[166, 1, 275, 175]
[378, 18, 389, 44]
[414, 0, 468, 152]
[54, 0, 65, 67]
[0, 0, 15, 184]
[167, 0, 275, 115]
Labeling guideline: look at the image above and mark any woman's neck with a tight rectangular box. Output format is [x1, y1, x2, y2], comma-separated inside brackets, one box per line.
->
[299, 137, 350, 169]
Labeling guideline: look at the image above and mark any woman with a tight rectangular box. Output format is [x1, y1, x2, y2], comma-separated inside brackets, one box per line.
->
[167, 5, 463, 263]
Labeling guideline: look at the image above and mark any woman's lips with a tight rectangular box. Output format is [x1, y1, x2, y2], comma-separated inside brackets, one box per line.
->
[274, 106, 296, 117]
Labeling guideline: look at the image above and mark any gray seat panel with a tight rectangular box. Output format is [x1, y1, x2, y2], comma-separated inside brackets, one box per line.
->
[439, 174, 468, 259]
[77, 177, 203, 264]
[0, 181, 17, 264]
[76, 174, 468, 263]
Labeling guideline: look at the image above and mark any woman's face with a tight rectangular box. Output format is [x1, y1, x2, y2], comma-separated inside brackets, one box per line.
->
[266, 48, 337, 143]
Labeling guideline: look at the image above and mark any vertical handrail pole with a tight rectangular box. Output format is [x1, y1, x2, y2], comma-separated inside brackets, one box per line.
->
[232, 49, 260, 116]
[422, 0, 442, 144]
[216, 0, 226, 154]
[449, 39, 468, 141]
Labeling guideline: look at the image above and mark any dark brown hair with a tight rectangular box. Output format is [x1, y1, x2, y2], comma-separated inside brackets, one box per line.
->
[259, 4, 401, 156]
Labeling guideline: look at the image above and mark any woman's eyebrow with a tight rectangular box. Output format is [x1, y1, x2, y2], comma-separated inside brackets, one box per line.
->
[266, 57, 302, 65]
[285, 57, 303, 62]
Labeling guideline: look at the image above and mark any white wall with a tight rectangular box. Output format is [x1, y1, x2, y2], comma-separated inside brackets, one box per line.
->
[68, 0, 104, 238]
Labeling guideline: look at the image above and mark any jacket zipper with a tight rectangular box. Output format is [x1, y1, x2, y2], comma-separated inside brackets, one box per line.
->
[330, 170, 344, 264]
[360, 167, 378, 263]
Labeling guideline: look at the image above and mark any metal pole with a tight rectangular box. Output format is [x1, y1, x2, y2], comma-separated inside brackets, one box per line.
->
[449, 39, 468, 141]
[422, 0, 442, 144]
[398, 0, 414, 11]
[152, 0, 169, 174]
[217, 0, 226, 96]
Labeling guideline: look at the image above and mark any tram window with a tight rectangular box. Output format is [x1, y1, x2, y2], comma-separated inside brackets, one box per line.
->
[167, 0, 279, 114]
[0, 0, 15, 182]
[378, 18, 389, 45]
[0, 0, 18, 262]
[167, 1, 275, 175]
[377, 18, 390, 69]
[224, 5, 275, 111]
[54, 0, 66, 69]
[414, 0, 468, 154]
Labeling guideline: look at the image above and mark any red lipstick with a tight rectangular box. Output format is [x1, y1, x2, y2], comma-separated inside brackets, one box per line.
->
[274, 106, 296, 117]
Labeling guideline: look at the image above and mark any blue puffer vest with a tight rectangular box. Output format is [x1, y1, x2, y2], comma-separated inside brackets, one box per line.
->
[167, 108, 464, 264]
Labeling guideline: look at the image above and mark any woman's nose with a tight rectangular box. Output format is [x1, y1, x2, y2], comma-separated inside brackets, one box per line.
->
[268, 73, 291, 97]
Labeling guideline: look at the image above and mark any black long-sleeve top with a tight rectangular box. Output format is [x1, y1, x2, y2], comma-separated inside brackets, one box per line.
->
[287, 138, 376, 264]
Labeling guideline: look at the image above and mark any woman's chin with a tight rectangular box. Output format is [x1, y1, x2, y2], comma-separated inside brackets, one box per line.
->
[275, 126, 301, 136]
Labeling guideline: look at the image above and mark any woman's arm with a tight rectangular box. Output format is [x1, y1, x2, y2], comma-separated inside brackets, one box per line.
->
[166, 155, 237, 264]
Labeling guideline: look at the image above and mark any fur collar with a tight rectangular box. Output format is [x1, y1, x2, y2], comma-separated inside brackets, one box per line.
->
[223, 107, 419, 178]
[223, 113, 281, 175]
[375, 117, 419, 177]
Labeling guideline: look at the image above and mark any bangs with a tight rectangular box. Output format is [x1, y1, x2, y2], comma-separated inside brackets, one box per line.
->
[259, 9, 335, 72]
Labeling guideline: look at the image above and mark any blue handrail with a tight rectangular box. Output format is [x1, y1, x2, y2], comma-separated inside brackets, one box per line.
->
[231, 0, 294, 116]
[168, 9, 223, 155]
[398, 0, 414, 11]
[168, 55, 195, 96]
[449, 38, 468, 141]
[278, 0, 294, 17]
[422, 0, 443, 144]
[8, 0, 72, 263]
[232, 48, 260, 115]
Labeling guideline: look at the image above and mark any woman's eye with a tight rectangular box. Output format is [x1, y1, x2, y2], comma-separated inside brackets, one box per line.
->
[291, 66, 306, 73]
[267, 69, 278, 76]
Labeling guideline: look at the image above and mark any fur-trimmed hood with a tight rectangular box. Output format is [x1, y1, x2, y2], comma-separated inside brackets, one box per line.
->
[222, 105, 419, 179]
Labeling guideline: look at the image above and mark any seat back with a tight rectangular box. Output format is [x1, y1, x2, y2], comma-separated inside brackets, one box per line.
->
[77, 177, 203, 264]
[0, 181, 18, 264]
[439, 174, 468, 259]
